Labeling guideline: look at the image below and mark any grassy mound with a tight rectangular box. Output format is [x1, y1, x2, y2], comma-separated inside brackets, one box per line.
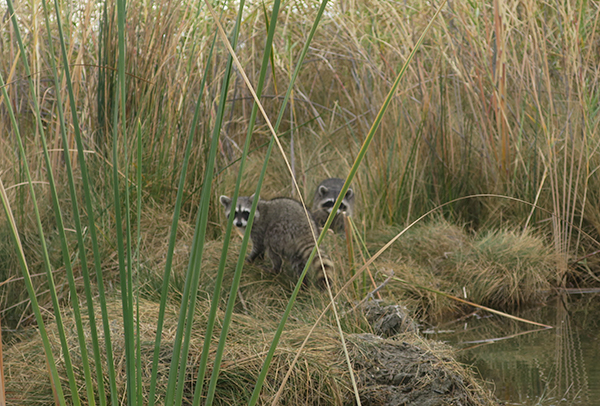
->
[367, 218, 557, 321]
[3, 296, 497, 405]
[4, 298, 348, 405]
[451, 230, 556, 309]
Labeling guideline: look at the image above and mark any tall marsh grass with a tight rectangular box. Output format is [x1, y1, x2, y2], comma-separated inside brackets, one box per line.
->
[1, 0, 599, 403]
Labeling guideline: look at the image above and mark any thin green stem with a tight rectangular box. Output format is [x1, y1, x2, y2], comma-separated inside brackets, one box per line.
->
[0, 69, 69, 406]
[200, 1, 282, 404]
[53, 0, 118, 400]
[112, 0, 137, 402]
[163, 5, 244, 406]
[147, 24, 218, 406]
[36, 0, 101, 401]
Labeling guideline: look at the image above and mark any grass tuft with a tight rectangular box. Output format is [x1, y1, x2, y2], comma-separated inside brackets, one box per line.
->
[452, 230, 556, 309]
[369, 218, 557, 321]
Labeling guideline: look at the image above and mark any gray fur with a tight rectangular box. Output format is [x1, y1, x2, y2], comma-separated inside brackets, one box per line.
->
[220, 195, 333, 288]
[311, 177, 355, 234]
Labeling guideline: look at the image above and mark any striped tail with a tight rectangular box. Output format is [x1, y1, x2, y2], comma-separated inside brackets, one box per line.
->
[293, 243, 334, 289]
[312, 255, 334, 289]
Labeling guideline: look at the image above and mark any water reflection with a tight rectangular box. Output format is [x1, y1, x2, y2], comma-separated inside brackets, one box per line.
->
[427, 293, 600, 405]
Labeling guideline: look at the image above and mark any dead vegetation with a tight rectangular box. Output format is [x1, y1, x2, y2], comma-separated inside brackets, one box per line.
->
[368, 218, 558, 321]
[3, 297, 497, 405]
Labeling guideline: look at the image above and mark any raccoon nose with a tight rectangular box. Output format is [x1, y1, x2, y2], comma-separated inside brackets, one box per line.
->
[235, 220, 243, 227]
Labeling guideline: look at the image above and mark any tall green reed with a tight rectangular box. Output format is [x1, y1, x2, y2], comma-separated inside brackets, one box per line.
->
[160, 3, 245, 404]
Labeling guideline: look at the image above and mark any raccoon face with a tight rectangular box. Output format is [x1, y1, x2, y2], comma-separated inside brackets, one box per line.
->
[317, 186, 353, 215]
[220, 195, 259, 231]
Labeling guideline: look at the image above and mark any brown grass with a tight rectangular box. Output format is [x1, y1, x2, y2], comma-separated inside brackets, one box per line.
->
[3, 295, 498, 405]
[366, 218, 558, 321]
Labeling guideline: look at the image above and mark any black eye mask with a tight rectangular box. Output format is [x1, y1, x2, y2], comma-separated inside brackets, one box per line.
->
[322, 199, 347, 211]
[322, 200, 335, 209]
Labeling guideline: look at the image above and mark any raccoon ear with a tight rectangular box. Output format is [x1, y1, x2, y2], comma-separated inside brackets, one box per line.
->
[345, 188, 354, 199]
[219, 195, 231, 207]
[318, 185, 329, 196]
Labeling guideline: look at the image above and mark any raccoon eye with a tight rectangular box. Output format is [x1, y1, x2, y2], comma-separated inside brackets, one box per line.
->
[322, 200, 335, 209]
[339, 203, 347, 211]
[241, 210, 250, 221]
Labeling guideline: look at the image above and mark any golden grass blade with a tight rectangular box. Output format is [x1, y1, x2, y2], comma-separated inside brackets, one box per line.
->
[524, 163, 548, 232]
[349, 219, 382, 298]
[389, 275, 552, 329]
[457, 327, 552, 350]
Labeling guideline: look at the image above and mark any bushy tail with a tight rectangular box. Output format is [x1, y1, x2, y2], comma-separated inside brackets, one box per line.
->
[294, 237, 334, 289]
[312, 255, 334, 289]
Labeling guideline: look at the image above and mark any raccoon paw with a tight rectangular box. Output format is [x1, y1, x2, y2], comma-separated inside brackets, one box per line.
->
[246, 252, 264, 263]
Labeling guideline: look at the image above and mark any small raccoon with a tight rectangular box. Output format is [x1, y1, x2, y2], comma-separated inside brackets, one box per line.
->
[311, 178, 355, 234]
[220, 195, 333, 288]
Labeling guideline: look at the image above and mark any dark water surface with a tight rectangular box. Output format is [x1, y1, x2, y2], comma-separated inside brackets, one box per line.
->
[427, 293, 600, 405]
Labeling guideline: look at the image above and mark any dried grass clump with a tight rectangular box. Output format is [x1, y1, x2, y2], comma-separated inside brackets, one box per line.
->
[378, 259, 463, 321]
[451, 230, 556, 309]
[3, 296, 498, 405]
[3, 298, 350, 405]
[369, 218, 470, 271]
[368, 221, 556, 319]
[349, 333, 497, 406]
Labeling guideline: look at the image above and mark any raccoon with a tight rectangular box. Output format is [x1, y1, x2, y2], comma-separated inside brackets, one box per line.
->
[220, 195, 333, 288]
[311, 177, 355, 234]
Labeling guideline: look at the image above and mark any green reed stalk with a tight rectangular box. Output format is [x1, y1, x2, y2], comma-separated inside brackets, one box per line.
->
[173, 49, 234, 399]
[136, 121, 144, 403]
[111, 0, 138, 402]
[0, 72, 69, 406]
[121, 98, 137, 403]
[36, 0, 104, 402]
[51, 0, 118, 401]
[162, 6, 244, 406]
[122, 58, 141, 406]
[200, 1, 282, 405]
[189, 116, 313, 405]
[3, 0, 120, 402]
[146, 26, 218, 406]
[239, 0, 333, 402]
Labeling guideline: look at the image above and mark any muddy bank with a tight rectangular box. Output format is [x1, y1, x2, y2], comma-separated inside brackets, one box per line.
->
[353, 301, 496, 406]
[351, 333, 496, 406]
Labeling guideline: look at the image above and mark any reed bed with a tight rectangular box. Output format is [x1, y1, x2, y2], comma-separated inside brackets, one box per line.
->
[1, 0, 599, 404]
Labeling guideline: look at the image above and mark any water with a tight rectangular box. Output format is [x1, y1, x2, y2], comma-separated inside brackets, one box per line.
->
[426, 293, 600, 405]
